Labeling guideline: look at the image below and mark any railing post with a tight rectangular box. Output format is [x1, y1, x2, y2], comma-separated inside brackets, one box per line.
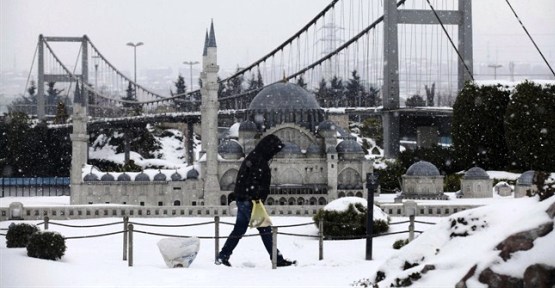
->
[272, 226, 278, 269]
[318, 219, 324, 260]
[409, 215, 415, 242]
[123, 216, 129, 261]
[214, 216, 220, 262]
[44, 216, 49, 230]
[128, 223, 134, 267]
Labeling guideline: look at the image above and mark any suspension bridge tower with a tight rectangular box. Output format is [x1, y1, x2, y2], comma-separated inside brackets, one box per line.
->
[37, 35, 89, 120]
[200, 21, 222, 205]
[382, 0, 473, 158]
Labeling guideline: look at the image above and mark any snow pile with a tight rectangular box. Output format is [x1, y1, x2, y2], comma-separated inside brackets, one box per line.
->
[324, 197, 388, 222]
[364, 196, 555, 287]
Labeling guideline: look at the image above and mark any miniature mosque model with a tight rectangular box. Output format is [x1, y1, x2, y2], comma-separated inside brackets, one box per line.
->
[70, 24, 533, 208]
[71, 23, 372, 207]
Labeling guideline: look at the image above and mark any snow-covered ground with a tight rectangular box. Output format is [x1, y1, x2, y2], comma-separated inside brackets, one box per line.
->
[2, 195, 554, 287]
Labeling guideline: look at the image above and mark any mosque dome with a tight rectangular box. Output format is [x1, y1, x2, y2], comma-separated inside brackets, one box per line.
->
[306, 143, 324, 156]
[405, 161, 440, 177]
[117, 173, 131, 181]
[83, 173, 99, 181]
[317, 120, 337, 133]
[276, 142, 303, 158]
[248, 82, 320, 111]
[100, 173, 115, 181]
[463, 167, 490, 180]
[153, 172, 167, 181]
[135, 172, 151, 181]
[171, 172, 183, 181]
[245, 82, 324, 132]
[187, 168, 199, 180]
[238, 120, 258, 132]
[336, 139, 364, 154]
[218, 139, 244, 155]
[517, 170, 535, 185]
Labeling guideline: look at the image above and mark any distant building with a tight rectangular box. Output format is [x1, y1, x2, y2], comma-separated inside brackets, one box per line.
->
[514, 170, 537, 198]
[400, 160, 447, 200]
[494, 181, 512, 197]
[460, 167, 493, 198]
[71, 23, 372, 207]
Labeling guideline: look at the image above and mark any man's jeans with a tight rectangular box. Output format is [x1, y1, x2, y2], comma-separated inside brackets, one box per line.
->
[219, 200, 283, 261]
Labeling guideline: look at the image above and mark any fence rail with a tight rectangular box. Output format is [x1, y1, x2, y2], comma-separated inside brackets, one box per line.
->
[1, 215, 436, 269]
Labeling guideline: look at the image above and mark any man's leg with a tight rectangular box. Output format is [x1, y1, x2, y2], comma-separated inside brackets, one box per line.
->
[257, 226, 284, 262]
[218, 200, 252, 262]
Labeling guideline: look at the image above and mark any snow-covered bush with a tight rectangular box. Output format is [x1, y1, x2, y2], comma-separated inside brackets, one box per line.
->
[26, 231, 66, 260]
[6, 223, 39, 248]
[392, 239, 409, 250]
[313, 197, 389, 239]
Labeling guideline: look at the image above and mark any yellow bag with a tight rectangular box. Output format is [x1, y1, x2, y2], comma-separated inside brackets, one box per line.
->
[249, 200, 273, 228]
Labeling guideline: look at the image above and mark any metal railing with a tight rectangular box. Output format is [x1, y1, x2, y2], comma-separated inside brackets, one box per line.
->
[1, 215, 436, 270]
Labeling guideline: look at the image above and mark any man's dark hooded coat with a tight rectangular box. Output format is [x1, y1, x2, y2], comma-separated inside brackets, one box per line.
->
[234, 134, 284, 202]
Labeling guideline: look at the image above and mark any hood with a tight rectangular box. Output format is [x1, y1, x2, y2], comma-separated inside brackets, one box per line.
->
[252, 134, 284, 161]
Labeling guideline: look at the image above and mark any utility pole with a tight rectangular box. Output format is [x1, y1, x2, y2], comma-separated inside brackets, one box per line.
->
[183, 61, 199, 93]
[488, 64, 502, 80]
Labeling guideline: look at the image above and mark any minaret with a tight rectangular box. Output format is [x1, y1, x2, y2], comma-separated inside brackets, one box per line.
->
[70, 82, 89, 204]
[201, 21, 221, 205]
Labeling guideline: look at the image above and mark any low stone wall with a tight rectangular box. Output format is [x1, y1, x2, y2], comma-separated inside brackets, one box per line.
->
[1, 201, 482, 221]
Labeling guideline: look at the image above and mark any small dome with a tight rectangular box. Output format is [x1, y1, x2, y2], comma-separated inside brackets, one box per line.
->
[83, 173, 99, 181]
[248, 82, 320, 111]
[406, 161, 440, 177]
[277, 142, 302, 155]
[135, 172, 151, 181]
[306, 143, 324, 155]
[117, 173, 131, 181]
[463, 167, 489, 179]
[517, 170, 535, 185]
[187, 168, 199, 179]
[171, 172, 183, 181]
[153, 172, 167, 181]
[100, 173, 115, 181]
[218, 139, 244, 155]
[239, 120, 257, 132]
[317, 120, 337, 132]
[336, 140, 364, 154]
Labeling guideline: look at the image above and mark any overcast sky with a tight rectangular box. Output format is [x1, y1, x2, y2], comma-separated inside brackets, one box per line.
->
[1, 0, 554, 78]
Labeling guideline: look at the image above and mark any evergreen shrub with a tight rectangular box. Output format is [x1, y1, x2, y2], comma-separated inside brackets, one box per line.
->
[393, 239, 409, 250]
[6, 223, 39, 248]
[313, 203, 389, 239]
[26, 231, 66, 260]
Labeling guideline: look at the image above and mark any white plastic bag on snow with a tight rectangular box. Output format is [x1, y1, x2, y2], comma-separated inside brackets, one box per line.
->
[157, 237, 200, 268]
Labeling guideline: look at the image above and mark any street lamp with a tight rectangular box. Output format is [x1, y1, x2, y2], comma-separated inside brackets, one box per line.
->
[91, 55, 100, 116]
[183, 61, 199, 93]
[126, 42, 144, 88]
[488, 64, 502, 80]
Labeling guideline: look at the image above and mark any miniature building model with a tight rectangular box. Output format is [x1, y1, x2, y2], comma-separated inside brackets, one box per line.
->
[72, 23, 373, 207]
[401, 160, 447, 200]
[494, 181, 513, 197]
[514, 170, 537, 198]
[460, 167, 493, 198]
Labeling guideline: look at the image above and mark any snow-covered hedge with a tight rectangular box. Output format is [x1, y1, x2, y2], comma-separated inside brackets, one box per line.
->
[313, 197, 389, 239]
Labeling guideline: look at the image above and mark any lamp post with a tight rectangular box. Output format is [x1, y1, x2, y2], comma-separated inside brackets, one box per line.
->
[488, 64, 502, 80]
[183, 61, 199, 93]
[126, 42, 144, 89]
[91, 55, 100, 116]
[366, 173, 379, 260]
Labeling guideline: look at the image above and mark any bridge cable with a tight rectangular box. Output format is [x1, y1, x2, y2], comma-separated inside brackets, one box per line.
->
[286, 0, 407, 82]
[220, 0, 340, 83]
[424, 0, 474, 82]
[504, 0, 555, 78]
[23, 42, 39, 101]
